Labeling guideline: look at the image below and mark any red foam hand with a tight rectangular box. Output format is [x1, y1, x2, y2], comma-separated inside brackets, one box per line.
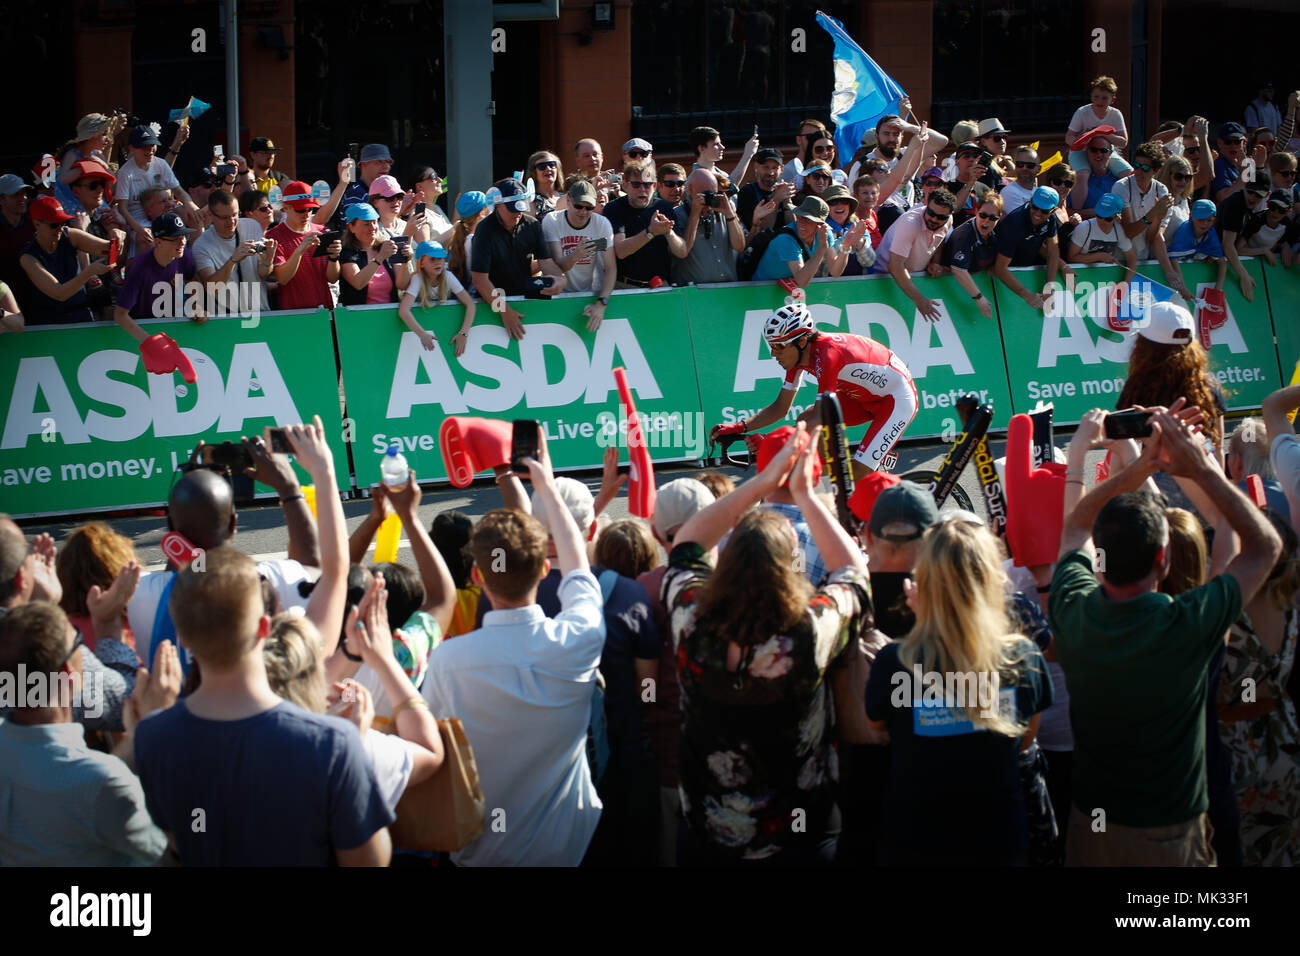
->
[439, 417, 513, 488]
[614, 366, 657, 519]
[1197, 288, 1226, 348]
[1246, 474, 1267, 508]
[1071, 125, 1116, 151]
[140, 333, 197, 383]
[1004, 413, 1066, 567]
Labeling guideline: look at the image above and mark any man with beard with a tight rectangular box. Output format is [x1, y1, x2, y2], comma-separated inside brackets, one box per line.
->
[737, 147, 796, 234]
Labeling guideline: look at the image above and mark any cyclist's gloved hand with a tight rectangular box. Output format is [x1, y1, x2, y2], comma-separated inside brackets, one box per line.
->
[140, 333, 197, 383]
[709, 421, 747, 443]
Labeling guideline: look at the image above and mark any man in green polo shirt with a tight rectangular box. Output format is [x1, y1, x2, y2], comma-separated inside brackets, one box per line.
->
[1049, 407, 1280, 866]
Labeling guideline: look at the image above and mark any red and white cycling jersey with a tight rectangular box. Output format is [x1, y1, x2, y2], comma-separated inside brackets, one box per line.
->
[781, 333, 918, 470]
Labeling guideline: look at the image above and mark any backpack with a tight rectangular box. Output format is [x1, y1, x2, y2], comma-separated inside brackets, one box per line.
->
[738, 222, 808, 281]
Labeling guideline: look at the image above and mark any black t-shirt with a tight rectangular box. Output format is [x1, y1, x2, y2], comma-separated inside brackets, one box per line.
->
[469, 209, 549, 296]
[940, 218, 998, 273]
[1215, 190, 1255, 238]
[993, 203, 1059, 267]
[19, 235, 93, 325]
[736, 182, 796, 234]
[603, 196, 676, 283]
[336, 245, 399, 305]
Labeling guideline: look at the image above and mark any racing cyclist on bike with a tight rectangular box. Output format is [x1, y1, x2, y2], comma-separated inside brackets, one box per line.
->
[708, 302, 918, 478]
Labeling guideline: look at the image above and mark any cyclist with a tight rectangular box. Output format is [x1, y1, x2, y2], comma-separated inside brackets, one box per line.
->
[709, 302, 918, 477]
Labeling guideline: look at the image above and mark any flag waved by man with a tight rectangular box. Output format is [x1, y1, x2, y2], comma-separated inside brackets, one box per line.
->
[815, 11, 907, 165]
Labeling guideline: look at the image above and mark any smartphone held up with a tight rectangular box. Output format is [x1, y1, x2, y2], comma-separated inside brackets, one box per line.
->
[510, 419, 540, 475]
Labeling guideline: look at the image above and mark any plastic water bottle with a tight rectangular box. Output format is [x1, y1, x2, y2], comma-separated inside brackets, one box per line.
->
[380, 444, 409, 488]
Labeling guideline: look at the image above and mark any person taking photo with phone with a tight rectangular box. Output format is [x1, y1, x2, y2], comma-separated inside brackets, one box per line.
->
[542, 180, 615, 326]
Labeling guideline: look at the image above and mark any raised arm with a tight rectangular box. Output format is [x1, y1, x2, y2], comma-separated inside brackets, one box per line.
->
[525, 433, 587, 576]
[242, 436, 321, 568]
[287, 416, 348, 652]
[787, 428, 866, 574]
[386, 472, 457, 636]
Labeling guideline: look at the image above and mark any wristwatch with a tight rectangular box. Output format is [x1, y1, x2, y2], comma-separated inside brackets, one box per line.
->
[596, 295, 609, 306]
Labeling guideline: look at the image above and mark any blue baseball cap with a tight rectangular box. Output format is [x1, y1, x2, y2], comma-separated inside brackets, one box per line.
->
[1030, 185, 1059, 211]
[1191, 199, 1217, 220]
[415, 240, 448, 259]
[456, 190, 488, 218]
[1096, 192, 1124, 218]
[343, 202, 379, 222]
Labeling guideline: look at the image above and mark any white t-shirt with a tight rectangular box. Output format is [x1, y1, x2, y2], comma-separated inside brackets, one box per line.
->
[405, 269, 464, 303]
[1112, 176, 1171, 260]
[1272, 434, 1300, 513]
[781, 158, 805, 190]
[999, 181, 1035, 213]
[192, 219, 270, 312]
[1164, 196, 1190, 242]
[541, 209, 613, 294]
[1069, 217, 1133, 258]
[127, 558, 316, 651]
[1244, 219, 1288, 251]
[116, 157, 180, 232]
[362, 730, 415, 814]
[1067, 104, 1128, 142]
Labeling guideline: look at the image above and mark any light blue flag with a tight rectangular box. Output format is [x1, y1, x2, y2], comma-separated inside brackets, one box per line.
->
[168, 96, 212, 124]
[815, 12, 906, 166]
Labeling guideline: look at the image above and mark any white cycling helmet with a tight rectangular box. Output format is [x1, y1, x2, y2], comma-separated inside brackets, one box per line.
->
[763, 302, 816, 346]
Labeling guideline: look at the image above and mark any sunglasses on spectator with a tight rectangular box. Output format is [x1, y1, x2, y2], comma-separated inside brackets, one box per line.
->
[1171, 173, 1191, 181]
[74, 180, 105, 190]
[813, 145, 835, 154]
[1013, 161, 1038, 169]
[1134, 162, 1154, 172]
[923, 207, 951, 222]
[254, 203, 272, 212]
[535, 160, 558, 169]
[1276, 169, 1297, 177]
[922, 178, 944, 188]
[1088, 146, 1111, 154]
[372, 194, 402, 203]
[627, 180, 656, 189]
[1224, 138, 1245, 145]
[1052, 178, 1075, 187]
[626, 150, 649, 159]
[660, 180, 684, 188]
[1183, 146, 1201, 155]
[573, 203, 595, 212]
[59, 625, 85, 668]
[978, 212, 1000, 221]
[808, 172, 832, 181]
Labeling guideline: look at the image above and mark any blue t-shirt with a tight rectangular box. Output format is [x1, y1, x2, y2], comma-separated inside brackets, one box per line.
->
[864, 638, 1053, 865]
[753, 227, 819, 281]
[117, 246, 196, 319]
[941, 217, 998, 273]
[1211, 156, 1238, 197]
[1081, 171, 1120, 213]
[1168, 220, 1224, 260]
[134, 700, 394, 866]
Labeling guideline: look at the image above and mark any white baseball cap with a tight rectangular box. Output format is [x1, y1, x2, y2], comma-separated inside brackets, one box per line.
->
[1137, 301, 1194, 345]
[652, 478, 713, 541]
[530, 478, 595, 539]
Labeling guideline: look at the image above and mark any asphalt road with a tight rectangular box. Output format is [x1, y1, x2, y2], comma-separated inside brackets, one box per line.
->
[16, 432, 1111, 569]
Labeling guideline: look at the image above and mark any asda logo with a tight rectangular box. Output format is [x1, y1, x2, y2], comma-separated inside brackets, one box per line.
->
[384, 319, 662, 417]
[2, 343, 301, 449]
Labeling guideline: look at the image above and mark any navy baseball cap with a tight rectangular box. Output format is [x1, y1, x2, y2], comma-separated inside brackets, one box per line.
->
[130, 125, 161, 148]
[493, 178, 531, 213]
[1218, 122, 1247, 140]
[151, 212, 196, 238]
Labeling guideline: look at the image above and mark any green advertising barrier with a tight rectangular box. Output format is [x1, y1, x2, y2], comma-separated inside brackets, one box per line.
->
[996, 259, 1278, 423]
[0, 310, 348, 517]
[332, 291, 705, 485]
[684, 271, 1011, 441]
[1263, 262, 1300, 384]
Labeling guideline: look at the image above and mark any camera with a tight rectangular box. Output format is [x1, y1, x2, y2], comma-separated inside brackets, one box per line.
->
[249, 240, 267, 254]
[526, 276, 556, 293]
[701, 191, 724, 208]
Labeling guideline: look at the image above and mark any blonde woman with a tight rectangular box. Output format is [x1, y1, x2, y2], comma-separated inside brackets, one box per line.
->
[398, 241, 475, 355]
[263, 574, 443, 816]
[866, 518, 1052, 865]
[447, 191, 488, 289]
[526, 150, 567, 217]
[1156, 155, 1196, 243]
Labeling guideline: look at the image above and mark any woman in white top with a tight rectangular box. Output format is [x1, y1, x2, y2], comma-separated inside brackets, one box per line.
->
[526, 150, 567, 219]
[1156, 155, 1196, 244]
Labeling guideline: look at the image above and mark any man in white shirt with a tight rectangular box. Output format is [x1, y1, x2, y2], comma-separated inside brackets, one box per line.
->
[999, 146, 1041, 213]
[193, 188, 274, 314]
[421, 441, 605, 866]
[543, 181, 616, 325]
[115, 125, 200, 258]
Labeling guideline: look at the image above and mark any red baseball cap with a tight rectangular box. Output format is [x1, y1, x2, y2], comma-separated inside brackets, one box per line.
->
[280, 180, 319, 210]
[29, 196, 74, 223]
[756, 426, 823, 487]
[848, 471, 902, 524]
[70, 158, 116, 185]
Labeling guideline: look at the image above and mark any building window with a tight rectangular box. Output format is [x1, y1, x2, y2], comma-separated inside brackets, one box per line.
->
[932, 0, 1084, 134]
[630, 0, 856, 152]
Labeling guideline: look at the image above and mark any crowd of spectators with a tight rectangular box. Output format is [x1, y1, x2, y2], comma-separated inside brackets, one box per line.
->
[3, 80, 1298, 340]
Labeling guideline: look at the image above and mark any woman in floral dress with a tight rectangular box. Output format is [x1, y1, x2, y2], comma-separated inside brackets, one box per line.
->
[1217, 510, 1300, 866]
[663, 425, 871, 865]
